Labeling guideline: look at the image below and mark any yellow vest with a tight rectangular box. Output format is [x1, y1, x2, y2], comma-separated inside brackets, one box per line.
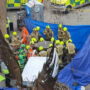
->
[0, 75, 5, 82]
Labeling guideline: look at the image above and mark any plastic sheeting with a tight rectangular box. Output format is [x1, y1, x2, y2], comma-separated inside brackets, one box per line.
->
[24, 18, 90, 50]
[57, 35, 90, 88]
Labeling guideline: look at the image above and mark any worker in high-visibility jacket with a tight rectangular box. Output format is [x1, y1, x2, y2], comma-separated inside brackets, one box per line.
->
[38, 46, 47, 57]
[47, 43, 53, 56]
[0, 61, 11, 87]
[55, 40, 64, 67]
[6, 17, 10, 35]
[58, 24, 64, 41]
[65, 39, 75, 63]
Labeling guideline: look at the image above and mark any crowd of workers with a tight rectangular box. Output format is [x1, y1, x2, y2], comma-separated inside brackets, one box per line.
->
[4, 24, 76, 70]
[0, 24, 76, 87]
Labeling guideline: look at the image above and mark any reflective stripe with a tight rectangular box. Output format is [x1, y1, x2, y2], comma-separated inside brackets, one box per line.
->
[0, 75, 5, 82]
[2, 69, 9, 74]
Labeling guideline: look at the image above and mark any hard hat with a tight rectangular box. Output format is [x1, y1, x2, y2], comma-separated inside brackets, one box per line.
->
[49, 44, 53, 48]
[68, 39, 72, 43]
[33, 28, 35, 31]
[26, 45, 30, 50]
[51, 37, 55, 42]
[60, 41, 64, 45]
[58, 24, 62, 28]
[39, 46, 43, 51]
[36, 26, 40, 31]
[40, 37, 44, 42]
[46, 25, 50, 29]
[4, 34, 9, 39]
[31, 38, 37, 42]
[19, 55, 23, 59]
[21, 44, 26, 48]
[30, 41, 34, 44]
[13, 32, 17, 36]
[55, 40, 60, 45]
[63, 27, 67, 31]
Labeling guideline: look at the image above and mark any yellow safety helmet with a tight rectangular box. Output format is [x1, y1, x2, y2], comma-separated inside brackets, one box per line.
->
[63, 27, 67, 31]
[33, 28, 35, 31]
[31, 38, 37, 42]
[13, 32, 17, 36]
[55, 40, 60, 45]
[58, 24, 62, 28]
[26, 45, 30, 50]
[51, 37, 55, 42]
[68, 39, 72, 43]
[36, 26, 40, 31]
[40, 37, 44, 42]
[46, 25, 50, 29]
[4, 34, 9, 39]
[60, 41, 64, 45]
[39, 46, 43, 51]
[49, 44, 53, 48]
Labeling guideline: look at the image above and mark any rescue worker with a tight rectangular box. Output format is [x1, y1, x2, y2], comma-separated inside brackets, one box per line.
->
[47, 44, 53, 56]
[43, 25, 54, 41]
[25, 45, 30, 56]
[6, 17, 10, 35]
[65, 39, 75, 63]
[56, 40, 64, 67]
[38, 46, 47, 57]
[58, 24, 64, 41]
[0, 61, 11, 87]
[40, 37, 44, 42]
[12, 32, 20, 50]
[4, 34, 10, 44]
[18, 55, 25, 71]
[63, 27, 71, 43]
[51, 37, 55, 42]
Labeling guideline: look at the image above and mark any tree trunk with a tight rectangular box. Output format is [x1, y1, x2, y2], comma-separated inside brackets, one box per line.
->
[0, 0, 7, 35]
[0, 30, 22, 86]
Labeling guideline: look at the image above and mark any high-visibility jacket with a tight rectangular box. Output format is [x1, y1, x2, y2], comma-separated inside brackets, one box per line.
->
[0, 75, 5, 82]
[1, 62, 9, 74]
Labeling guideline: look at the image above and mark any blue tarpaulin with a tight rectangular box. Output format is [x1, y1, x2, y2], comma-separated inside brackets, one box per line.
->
[57, 35, 90, 88]
[24, 18, 90, 50]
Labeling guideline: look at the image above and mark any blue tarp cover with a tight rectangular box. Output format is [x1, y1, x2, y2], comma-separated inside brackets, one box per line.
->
[57, 35, 90, 88]
[24, 18, 90, 50]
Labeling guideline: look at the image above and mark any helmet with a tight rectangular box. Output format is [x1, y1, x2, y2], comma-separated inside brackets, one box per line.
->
[33, 28, 35, 31]
[21, 44, 26, 48]
[55, 40, 60, 45]
[60, 41, 64, 45]
[13, 32, 17, 36]
[36, 26, 40, 31]
[51, 37, 55, 42]
[40, 37, 44, 42]
[4, 34, 9, 39]
[68, 39, 72, 43]
[63, 27, 67, 31]
[26, 45, 30, 50]
[39, 46, 43, 51]
[49, 44, 53, 48]
[58, 24, 62, 28]
[31, 38, 37, 42]
[30, 41, 34, 44]
[46, 25, 50, 29]
[19, 55, 23, 59]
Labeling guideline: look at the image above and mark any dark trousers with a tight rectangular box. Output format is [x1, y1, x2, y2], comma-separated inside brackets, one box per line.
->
[7, 28, 10, 35]
[5, 74, 11, 87]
